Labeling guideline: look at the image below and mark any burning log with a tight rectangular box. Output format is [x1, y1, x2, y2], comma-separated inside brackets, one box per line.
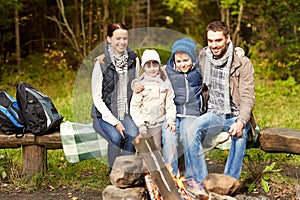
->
[133, 133, 181, 200]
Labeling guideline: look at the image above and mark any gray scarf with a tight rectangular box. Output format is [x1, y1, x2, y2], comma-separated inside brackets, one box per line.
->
[108, 44, 129, 120]
[204, 41, 233, 114]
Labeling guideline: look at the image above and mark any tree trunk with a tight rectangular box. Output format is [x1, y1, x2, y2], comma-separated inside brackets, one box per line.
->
[88, 0, 92, 52]
[146, 0, 150, 27]
[14, 9, 20, 66]
[232, 4, 243, 46]
[102, 0, 109, 40]
[80, 0, 86, 57]
[74, 0, 80, 38]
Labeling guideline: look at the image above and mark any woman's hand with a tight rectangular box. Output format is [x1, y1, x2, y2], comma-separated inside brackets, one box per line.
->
[115, 123, 125, 139]
[132, 80, 145, 93]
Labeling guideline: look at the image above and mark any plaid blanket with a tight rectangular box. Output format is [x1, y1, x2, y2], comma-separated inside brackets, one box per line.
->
[60, 121, 108, 163]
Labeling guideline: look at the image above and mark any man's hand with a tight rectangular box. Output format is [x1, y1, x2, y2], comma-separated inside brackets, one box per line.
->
[132, 80, 145, 93]
[115, 123, 125, 139]
[229, 120, 244, 137]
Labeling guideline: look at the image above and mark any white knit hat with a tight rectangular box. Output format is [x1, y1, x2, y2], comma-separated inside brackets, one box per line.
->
[141, 49, 161, 67]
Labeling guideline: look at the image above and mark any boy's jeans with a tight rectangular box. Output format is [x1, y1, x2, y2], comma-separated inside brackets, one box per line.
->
[162, 117, 197, 176]
[185, 112, 250, 184]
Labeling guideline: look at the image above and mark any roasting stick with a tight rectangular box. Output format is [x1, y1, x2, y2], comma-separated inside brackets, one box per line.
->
[196, 132, 231, 157]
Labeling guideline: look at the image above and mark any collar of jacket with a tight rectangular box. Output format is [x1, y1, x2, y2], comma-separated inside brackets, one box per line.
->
[200, 46, 243, 75]
[98, 46, 137, 69]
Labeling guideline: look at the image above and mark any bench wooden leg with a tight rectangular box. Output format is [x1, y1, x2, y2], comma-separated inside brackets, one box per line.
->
[22, 145, 47, 178]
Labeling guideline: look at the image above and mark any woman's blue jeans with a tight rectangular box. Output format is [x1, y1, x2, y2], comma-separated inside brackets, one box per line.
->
[185, 112, 250, 184]
[93, 114, 138, 169]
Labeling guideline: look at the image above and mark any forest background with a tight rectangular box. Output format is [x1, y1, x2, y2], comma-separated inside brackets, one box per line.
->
[0, 0, 299, 198]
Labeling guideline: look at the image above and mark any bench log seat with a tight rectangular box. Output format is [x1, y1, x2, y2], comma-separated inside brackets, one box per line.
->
[0, 131, 62, 178]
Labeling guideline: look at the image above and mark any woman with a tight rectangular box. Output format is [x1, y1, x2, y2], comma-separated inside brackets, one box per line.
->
[91, 23, 140, 172]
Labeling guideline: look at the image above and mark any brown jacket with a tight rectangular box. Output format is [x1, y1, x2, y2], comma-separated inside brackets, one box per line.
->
[198, 47, 256, 133]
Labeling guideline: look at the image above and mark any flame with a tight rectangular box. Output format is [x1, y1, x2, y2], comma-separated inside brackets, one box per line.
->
[145, 174, 162, 200]
[145, 170, 207, 200]
[172, 172, 194, 200]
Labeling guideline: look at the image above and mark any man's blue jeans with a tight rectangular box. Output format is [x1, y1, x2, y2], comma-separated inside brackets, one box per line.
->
[162, 117, 197, 176]
[185, 112, 250, 184]
[93, 114, 138, 169]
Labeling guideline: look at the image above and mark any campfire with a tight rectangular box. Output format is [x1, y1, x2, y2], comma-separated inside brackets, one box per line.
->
[145, 171, 209, 200]
[102, 134, 240, 200]
[133, 133, 209, 200]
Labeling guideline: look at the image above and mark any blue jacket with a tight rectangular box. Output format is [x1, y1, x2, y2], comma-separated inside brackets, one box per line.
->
[165, 57, 204, 117]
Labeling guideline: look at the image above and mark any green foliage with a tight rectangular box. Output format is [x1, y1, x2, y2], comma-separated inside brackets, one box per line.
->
[0, 52, 77, 121]
[253, 77, 300, 129]
[242, 149, 292, 194]
[163, 0, 196, 14]
[0, 149, 22, 182]
[247, 0, 300, 83]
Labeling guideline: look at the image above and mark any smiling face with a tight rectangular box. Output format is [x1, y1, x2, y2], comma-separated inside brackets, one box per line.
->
[207, 30, 230, 59]
[144, 61, 160, 77]
[174, 52, 193, 73]
[107, 29, 128, 55]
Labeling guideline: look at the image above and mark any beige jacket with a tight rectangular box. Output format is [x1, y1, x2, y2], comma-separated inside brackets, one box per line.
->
[130, 76, 176, 131]
[199, 47, 256, 131]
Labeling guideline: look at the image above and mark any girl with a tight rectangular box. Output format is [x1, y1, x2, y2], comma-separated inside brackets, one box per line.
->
[130, 49, 176, 150]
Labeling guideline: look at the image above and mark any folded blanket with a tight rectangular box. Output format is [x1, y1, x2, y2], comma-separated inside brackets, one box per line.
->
[60, 121, 108, 163]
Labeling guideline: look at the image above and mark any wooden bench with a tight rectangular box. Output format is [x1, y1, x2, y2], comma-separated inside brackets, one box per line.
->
[0, 131, 62, 178]
[0, 127, 299, 179]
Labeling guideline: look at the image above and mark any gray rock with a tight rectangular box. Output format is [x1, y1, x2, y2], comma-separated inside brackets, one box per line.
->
[203, 173, 240, 195]
[102, 185, 149, 200]
[110, 155, 145, 188]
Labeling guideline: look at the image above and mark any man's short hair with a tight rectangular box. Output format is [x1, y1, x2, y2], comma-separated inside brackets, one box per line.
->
[206, 21, 230, 36]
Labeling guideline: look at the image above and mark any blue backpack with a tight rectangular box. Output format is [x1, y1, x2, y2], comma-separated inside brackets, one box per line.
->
[0, 89, 25, 137]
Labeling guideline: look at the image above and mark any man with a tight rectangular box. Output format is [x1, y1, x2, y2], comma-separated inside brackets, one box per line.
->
[185, 21, 256, 186]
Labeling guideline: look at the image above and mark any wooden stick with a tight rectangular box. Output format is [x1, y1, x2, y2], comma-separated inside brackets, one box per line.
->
[197, 132, 231, 157]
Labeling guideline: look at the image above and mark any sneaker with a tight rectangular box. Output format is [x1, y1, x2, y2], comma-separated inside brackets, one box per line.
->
[183, 180, 208, 198]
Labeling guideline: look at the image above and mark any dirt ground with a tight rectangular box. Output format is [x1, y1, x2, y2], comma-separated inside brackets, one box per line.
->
[0, 162, 299, 200]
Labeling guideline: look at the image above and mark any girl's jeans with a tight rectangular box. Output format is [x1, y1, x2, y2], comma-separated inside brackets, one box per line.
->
[93, 114, 138, 170]
[185, 112, 250, 184]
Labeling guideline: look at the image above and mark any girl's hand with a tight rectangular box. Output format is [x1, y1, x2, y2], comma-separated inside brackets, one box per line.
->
[165, 123, 176, 133]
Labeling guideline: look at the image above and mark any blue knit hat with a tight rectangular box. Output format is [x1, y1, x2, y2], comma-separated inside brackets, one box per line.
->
[171, 38, 197, 62]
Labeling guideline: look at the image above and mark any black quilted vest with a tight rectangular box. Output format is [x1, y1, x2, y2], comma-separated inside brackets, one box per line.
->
[91, 47, 138, 119]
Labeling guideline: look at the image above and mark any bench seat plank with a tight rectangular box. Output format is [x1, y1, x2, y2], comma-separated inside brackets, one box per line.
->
[0, 131, 62, 149]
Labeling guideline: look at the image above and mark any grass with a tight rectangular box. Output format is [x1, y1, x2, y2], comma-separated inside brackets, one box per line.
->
[0, 53, 300, 192]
